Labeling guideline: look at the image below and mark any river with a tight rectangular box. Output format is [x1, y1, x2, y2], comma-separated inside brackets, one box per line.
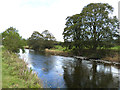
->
[19, 49, 120, 88]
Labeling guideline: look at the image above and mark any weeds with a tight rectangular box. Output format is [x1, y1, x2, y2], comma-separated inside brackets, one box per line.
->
[2, 48, 42, 88]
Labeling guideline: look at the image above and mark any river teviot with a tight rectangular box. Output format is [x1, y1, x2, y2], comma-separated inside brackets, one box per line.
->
[19, 49, 120, 88]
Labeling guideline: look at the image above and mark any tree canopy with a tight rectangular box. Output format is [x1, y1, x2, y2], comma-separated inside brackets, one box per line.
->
[42, 30, 56, 41]
[2, 27, 25, 53]
[28, 30, 56, 51]
[28, 31, 44, 51]
[63, 3, 119, 51]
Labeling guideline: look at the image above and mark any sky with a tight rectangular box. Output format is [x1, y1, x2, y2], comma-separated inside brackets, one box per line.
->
[0, 0, 119, 41]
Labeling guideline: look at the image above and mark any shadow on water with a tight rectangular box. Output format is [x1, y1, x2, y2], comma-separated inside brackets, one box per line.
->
[62, 59, 119, 88]
[19, 49, 120, 88]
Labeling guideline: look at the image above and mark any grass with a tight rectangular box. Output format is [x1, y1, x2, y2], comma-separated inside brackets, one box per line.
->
[110, 45, 120, 50]
[102, 53, 119, 62]
[49, 45, 120, 62]
[52, 45, 120, 52]
[50, 45, 72, 52]
[2, 48, 42, 88]
[51, 45, 66, 51]
[0, 47, 2, 89]
[46, 45, 73, 56]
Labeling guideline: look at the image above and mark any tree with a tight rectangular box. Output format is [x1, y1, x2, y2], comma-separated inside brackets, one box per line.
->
[63, 14, 85, 50]
[42, 30, 56, 49]
[28, 31, 44, 51]
[22, 38, 27, 46]
[113, 35, 120, 46]
[28, 30, 56, 51]
[63, 3, 119, 51]
[41, 30, 56, 41]
[2, 27, 25, 53]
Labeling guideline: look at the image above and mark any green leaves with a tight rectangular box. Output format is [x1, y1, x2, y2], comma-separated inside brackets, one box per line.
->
[63, 3, 120, 50]
[28, 30, 56, 51]
[2, 27, 25, 53]
[42, 30, 56, 41]
[28, 31, 44, 51]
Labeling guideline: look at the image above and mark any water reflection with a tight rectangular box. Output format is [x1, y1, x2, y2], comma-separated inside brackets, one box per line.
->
[19, 49, 120, 88]
[63, 60, 119, 88]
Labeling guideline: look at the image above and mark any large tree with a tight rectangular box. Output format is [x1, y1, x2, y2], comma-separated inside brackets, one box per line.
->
[41, 30, 56, 41]
[63, 3, 119, 50]
[2, 27, 25, 53]
[28, 30, 56, 50]
[42, 30, 56, 49]
[28, 31, 44, 51]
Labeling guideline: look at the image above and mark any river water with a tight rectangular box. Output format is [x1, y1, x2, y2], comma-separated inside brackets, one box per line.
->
[19, 49, 120, 88]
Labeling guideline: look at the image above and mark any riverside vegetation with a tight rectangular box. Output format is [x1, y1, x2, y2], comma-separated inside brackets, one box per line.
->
[27, 3, 120, 62]
[47, 45, 120, 62]
[2, 47, 42, 88]
[1, 2, 120, 88]
[1, 27, 43, 88]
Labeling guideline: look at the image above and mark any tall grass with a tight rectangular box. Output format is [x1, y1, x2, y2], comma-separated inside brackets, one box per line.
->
[110, 46, 120, 50]
[2, 47, 42, 88]
[0, 47, 2, 89]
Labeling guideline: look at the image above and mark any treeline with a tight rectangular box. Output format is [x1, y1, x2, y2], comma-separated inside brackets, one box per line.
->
[1, 27, 58, 53]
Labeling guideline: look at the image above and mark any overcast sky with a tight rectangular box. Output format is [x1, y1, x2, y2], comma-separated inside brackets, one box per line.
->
[0, 0, 119, 41]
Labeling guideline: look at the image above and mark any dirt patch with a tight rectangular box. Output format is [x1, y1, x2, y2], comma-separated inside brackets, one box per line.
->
[102, 53, 120, 63]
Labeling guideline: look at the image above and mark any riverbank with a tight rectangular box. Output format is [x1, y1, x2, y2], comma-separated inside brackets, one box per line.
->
[45, 48, 120, 64]
[45, 49, 73, 57]
[2, 48, 42, 88]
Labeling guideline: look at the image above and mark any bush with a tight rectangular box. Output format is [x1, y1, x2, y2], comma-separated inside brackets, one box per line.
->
[2, 27, 25, 53]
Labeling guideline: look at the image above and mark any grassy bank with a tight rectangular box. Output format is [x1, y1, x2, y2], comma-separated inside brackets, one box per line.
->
[49, 45, 120, 62]
[102, 53, 119, 62]
[51, 45, 120, 51]
[45, 49, 72, 57]
[50, 45, 66, 51]
[2, 48, 42, 88]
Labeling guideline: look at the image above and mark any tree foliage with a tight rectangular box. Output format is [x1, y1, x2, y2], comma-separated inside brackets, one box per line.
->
[28, 30, 56, 51]
[42, 30, 56, 49]
[42, 30, 56, 41]
[28, 31, 44, 51]
[2, 27, 25, 53]
[63, 3, 120, 51]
